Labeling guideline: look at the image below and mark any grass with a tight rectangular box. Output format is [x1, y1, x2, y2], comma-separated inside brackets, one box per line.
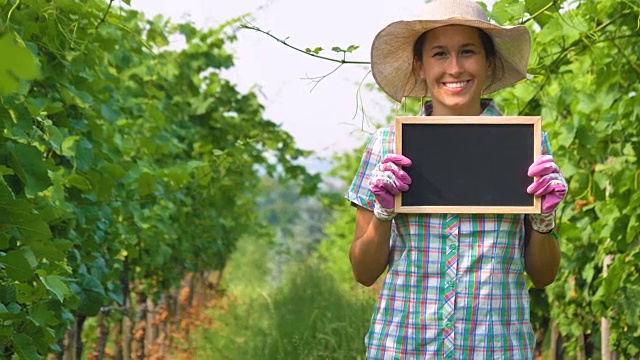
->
[188, 239, 377, 359]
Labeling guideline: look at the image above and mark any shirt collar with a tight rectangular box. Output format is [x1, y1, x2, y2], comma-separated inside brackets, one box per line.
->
[418, 99, 502, 116]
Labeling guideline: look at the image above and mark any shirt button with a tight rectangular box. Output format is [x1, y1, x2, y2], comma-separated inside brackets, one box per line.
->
[445, 320, 453, 329]
[449, 243, 457, 251]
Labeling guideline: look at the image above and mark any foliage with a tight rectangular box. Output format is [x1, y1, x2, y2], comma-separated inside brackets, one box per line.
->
[487, 0, 640, 357]
[313, 143, 368, 289]
[0, 0, 318, 357]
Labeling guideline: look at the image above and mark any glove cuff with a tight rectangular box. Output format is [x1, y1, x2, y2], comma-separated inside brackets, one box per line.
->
[373, 202, 396, 221]
[529, 212, 555, 234]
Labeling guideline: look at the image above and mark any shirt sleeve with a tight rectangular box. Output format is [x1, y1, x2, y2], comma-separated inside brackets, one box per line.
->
[345, 128, 385, 211]
[541, 131, 552, 156]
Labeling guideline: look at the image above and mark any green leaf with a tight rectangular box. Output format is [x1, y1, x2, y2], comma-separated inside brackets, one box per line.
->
[6, 142, 52, 196]
[137, 171, 157, 197]
[65, 85, 94, 107]
[7, 302, 20, 314]
[76, 275, 106, 316]
[576, 126, 598, 146]
[65, 174, 92, 191]
[61, 136, 80, 157]
[0, 284, 16, 304]
[331, 46, 344, 53]
[41, 275, 71, 302]
[147, 23, 169, 48]
[31, 240, 70, 262]
[28, 303, 60, 327]
[582, 263, 595, 284]
[0, 233, 9, 249]
[491, 0, 526, 24]
[1, 247, 38, 281]
[14, 333, 40, 360]
[101, 163, 126, 179]
[100, 104, 121, 122]
[75, 137, 94, 172]
[0, 165, 14, 175]
[26, 97, 64, 116]
[0, 32, 40, 96]
[178, 22, 198, 42]
[346, 45, 359, 53]
[0, 198, 52, 244]
[45, 124, 65, 153]
[0, 177, 51, 242]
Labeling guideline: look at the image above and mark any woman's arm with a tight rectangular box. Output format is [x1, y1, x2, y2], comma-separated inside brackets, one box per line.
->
[349, 206, 393, 287]
[523, 216, 561, 288]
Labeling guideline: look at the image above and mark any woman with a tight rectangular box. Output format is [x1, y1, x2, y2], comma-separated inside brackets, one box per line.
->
[346, 0, 568, 358]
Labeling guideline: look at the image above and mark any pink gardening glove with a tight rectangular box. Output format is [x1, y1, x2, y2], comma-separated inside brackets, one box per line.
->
[527, 155, 567, 214]
[367, 154, 412, 220]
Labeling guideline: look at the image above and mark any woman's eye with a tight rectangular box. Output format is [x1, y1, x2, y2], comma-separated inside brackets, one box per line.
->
[432, 51, 446, 58]
[461, 49, 475, 55]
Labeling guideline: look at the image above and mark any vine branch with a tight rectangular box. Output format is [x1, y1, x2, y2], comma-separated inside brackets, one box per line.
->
[301, 63, 344, 92]
[6, 0, 20, 25]
[520, 13, 627, 114]
[96, 0, 114, 29]
[520, 0, 558, 25]
[239, 21, 370, 65]
[354, 69, 373, 128]
[612, 40, 640, 75]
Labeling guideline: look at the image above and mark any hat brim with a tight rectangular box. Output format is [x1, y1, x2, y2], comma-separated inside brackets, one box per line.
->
[371, 19, 531, 102]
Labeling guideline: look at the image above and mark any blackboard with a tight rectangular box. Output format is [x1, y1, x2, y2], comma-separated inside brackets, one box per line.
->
[394, 116, 541, 214]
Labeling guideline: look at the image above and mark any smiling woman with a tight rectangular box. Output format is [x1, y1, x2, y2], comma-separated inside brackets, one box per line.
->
[346, 0, 569, 358]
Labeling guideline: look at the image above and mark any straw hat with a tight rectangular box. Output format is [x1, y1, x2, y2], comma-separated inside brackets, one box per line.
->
[371, 0, 531, 102]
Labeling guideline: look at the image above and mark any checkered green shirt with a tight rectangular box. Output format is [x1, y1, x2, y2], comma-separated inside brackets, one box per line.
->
[346, 100, 552, 359]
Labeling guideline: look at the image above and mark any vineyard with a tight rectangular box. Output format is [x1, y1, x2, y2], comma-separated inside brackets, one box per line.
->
[0, 0, 319, 358]
[1, 0, 640, 359]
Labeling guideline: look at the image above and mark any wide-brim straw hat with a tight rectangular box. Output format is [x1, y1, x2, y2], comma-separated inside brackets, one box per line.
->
[371, 0, 531, 102]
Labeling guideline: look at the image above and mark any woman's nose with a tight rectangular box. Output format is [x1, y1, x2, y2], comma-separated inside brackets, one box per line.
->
[446, 56, 463, 76]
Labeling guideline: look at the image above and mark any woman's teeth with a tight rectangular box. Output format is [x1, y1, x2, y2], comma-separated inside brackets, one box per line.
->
[443, 81, 468, 88]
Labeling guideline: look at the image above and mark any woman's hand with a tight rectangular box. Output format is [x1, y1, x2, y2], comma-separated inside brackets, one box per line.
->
[526, 155, 567, 233]
[367, 154, 412, 220]
[527, 155, 567, 214]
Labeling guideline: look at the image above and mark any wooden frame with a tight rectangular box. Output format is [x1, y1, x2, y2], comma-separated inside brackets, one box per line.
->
[394, 116, 542, 214]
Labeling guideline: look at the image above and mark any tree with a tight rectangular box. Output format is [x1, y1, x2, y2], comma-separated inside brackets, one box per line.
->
[489, 0, 640, 357]
[0, 1, 318, 358]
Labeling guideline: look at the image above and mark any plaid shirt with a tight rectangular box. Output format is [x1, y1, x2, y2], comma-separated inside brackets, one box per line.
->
[346, 100, 552, 359]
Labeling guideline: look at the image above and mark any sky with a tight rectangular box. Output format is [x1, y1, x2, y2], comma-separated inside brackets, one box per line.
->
[130, 0, 426, 172]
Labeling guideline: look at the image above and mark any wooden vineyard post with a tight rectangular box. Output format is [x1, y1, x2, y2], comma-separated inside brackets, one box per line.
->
[601, 254, 614, 360]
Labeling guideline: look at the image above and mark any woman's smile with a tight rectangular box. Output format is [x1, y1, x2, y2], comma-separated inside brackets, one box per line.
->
[442, 80, 473, 92]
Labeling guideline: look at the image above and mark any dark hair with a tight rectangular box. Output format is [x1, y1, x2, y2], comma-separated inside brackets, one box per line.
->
[412, 28, 504, 91]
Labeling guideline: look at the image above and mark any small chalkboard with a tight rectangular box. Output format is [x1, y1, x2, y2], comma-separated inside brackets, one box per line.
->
[395, 116, 541, 214]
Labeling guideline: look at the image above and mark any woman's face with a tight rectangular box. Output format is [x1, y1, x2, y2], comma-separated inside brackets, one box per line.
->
[417, 25, 491, 116]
